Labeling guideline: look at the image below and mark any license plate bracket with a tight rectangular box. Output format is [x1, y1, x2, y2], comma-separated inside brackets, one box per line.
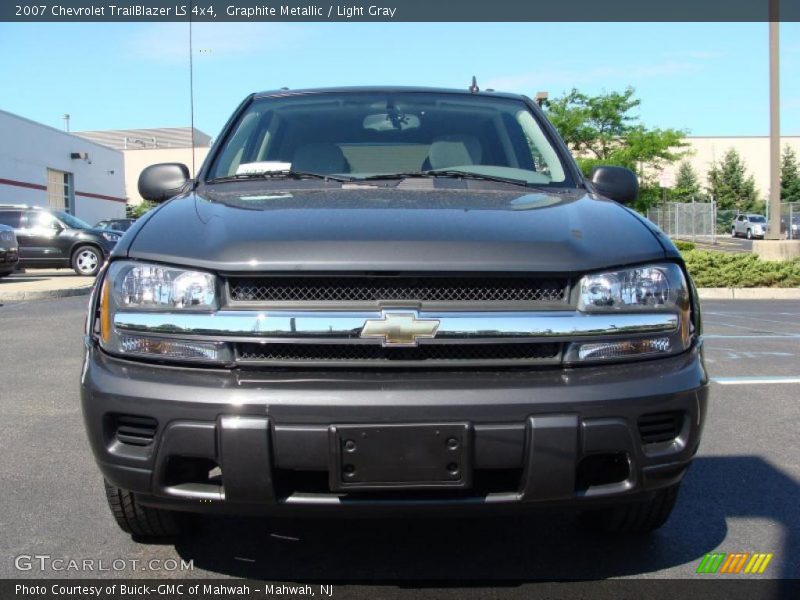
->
[329, 423, 472, 491]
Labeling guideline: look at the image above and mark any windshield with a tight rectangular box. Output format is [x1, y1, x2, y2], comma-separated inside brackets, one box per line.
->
[206, 92, 570, 187]
[54, 211, 91, 229]
[749, 216, 766, 223]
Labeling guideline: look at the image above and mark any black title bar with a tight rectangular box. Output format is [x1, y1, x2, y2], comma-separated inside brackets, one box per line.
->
[3, 0, 800, 22]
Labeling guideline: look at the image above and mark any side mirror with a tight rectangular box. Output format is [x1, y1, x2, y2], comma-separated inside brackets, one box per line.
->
[138, 163, 191, 203]
[589, 166, 639, 205]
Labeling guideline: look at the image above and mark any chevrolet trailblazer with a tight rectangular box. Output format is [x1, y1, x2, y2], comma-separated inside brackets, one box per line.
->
[80, 87, 708, 539]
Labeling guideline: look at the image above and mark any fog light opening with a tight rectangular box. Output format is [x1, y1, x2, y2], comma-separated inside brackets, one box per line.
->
[575, 453, 630, 491]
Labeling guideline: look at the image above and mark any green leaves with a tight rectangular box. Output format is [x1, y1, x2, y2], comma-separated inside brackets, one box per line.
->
[781, 145, 800, 203]
[671, 161, 703, 202]
[705, 149, 759, 211]
[682, 250, 800, 287]
[544, 87, 687, 211]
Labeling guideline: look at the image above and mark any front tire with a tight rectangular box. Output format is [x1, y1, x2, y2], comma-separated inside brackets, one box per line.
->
[72, 245, 102, 277]
[731, 227, 737, 238]
[104, 480, 187, 539]
[579, 483, 680, 534]
[746, 229, 753, 240]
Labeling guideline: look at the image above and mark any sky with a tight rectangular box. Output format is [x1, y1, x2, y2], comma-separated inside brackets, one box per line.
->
[1, 21, 799, 140]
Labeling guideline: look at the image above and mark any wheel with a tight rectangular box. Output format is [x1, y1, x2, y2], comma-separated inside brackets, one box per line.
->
[746, 229, 752, 240]
[104, 480, 187, 539]
[731, 227, 737, 238]
[579, 483, 680, 534]
[72, 245, 102, 276]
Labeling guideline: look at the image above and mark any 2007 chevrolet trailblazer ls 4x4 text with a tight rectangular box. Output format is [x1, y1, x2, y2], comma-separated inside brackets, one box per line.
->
[80, 87, 708, 539]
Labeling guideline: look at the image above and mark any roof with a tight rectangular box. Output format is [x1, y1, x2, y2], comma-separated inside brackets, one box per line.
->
[73, 127, 212, 151]
[0, 109, 124, 156]
[253, 86, 528, 101]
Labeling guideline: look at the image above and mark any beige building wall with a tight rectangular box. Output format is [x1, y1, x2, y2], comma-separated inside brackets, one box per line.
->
[124, 147, 211, 205]
[660, 136, 800, 199]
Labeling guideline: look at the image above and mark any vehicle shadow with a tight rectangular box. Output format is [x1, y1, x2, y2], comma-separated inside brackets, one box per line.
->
[173, 456, 798, 582]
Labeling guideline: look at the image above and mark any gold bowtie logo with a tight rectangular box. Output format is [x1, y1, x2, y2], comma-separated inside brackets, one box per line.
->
[361, 312, 440, 347]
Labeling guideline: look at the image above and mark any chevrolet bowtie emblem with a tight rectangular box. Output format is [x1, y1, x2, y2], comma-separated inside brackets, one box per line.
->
[360, 312, 440, 347]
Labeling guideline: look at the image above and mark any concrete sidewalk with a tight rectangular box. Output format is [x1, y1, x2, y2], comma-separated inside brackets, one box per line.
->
[0, 269, 95, 303]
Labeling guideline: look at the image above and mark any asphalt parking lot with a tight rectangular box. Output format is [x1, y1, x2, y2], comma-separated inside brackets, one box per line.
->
[0, 296, 798, 590]
[684, 236, 754, 253]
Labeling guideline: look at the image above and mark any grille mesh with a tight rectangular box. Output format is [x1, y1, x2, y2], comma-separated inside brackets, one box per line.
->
[237, 342, 560, 363]
[228, 276, 567, 304]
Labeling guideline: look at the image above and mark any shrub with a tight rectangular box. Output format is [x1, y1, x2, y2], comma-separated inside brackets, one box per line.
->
[672, 240, 696, 252]
[682, 250, 800, 288]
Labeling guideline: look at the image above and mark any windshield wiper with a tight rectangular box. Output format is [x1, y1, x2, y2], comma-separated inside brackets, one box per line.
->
[206, 170, 354, 184]
[353, 170, 533, 188]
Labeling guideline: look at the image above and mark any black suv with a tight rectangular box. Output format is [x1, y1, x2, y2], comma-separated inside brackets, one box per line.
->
[0, 205, 119, 276]
[95, 218, 136, 233]
[81, 87, 708, 539]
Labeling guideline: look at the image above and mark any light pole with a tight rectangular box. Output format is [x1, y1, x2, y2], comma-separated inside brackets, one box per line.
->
[766, 0, 781, 240]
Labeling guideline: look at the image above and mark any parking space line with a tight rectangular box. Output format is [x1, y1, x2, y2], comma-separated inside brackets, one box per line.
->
[712, 376, 800, 385]
[704, 334, 800, 339]
[702, 321, 789, 335]
[705, 311, 800, 328]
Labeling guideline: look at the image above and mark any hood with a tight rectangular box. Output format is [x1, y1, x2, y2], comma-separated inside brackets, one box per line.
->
[123, 187, 667, 273]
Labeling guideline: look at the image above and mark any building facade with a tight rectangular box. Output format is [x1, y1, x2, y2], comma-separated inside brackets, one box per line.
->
[0, 110, 126, 224]
[660, 136, 800, 198]
[74, 128, 211, 206]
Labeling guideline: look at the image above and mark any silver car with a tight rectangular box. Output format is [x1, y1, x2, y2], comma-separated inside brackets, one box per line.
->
[731, 214, 768, 239]
[0, 223, 19, 277]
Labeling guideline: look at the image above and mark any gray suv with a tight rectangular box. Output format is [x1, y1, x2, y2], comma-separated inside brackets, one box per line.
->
[81, 87, 708, 540]
[731, 213, 768, 239]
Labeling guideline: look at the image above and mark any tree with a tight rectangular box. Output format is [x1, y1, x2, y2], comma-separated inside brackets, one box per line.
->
[127, 201, 156, 219]
[670, 161, 703, 202]
[706, 149, 760, 211]
[781, 145, 800, 202]
[544, 87, 687, 210]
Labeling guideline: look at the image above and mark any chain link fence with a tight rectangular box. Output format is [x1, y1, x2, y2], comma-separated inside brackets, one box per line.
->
[646, 201, 799, 243]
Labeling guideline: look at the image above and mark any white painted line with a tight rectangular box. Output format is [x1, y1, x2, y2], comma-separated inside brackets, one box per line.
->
[712, 376, 800, 385]
[702, 321, 788, 335]
[705, 311, 800, 328]
[704, 334, 800, 339]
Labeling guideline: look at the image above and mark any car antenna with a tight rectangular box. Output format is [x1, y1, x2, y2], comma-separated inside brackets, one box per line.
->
[469, 76, 479, 93]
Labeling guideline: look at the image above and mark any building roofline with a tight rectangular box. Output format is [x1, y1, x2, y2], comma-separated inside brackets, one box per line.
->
[0, 109, 124, 156]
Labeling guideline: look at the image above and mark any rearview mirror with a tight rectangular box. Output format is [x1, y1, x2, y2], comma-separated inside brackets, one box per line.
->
[138, 163, 191, 203]
[589, 166, 639, 205]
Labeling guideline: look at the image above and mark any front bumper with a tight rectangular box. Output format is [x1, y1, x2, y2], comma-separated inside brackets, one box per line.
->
[81, 343, 708, 515]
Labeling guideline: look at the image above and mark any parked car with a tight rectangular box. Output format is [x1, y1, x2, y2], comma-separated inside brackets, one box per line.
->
[731, 213, 768, 239]
[81, 86, 707, 540]
[0, 205, 120, 276]
[94, 218, 136, 233]
[0, 223, 19, 277]
[780, 214, 799, 240]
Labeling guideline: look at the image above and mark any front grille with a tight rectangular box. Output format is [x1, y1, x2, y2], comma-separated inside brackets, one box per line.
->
[113, 415, 157, 447]
[227, 275, 568, 305]
[237, 342, 560, 365]
[638, 412, 683, 444]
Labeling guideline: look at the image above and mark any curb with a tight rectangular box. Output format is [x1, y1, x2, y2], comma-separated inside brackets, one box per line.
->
[0, 285, 93, 303]
[698, 287, 800, 300]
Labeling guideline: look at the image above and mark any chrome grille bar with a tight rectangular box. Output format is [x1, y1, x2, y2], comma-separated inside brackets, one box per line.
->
[114, 310, 679, 344]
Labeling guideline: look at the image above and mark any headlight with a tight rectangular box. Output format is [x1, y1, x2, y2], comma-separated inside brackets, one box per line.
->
[102, 232, 121, 242]
[0, 231, 13, 242]
[98, 261, 231, 364]
[569, 263, 692, 363]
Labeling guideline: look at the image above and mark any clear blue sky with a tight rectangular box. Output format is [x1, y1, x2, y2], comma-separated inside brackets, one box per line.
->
[1, 22, 798, 139]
